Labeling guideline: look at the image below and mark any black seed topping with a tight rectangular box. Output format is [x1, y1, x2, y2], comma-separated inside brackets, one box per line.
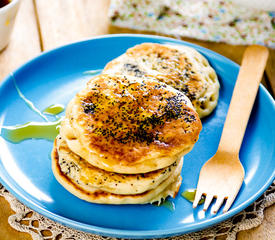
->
[82, 101, 96, 114]
[123, 63, 145, 77]
[78, 75, 196, 145]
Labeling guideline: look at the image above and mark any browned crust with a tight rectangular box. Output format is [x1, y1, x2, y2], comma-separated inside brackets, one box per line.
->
[52, 141, 159, 200]
[104, 43, 206, 101]
[52, 140, 103, 197]
[59, 136, 177, 182]
[51, 139, 183, 204]
[69, 74, 202, 166]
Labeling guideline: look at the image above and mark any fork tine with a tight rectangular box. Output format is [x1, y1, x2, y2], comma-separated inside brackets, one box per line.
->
[193, 190, 203, 208]
[203, 194, 214, 211]
[212, 197, 225, 214]
[223, 196, 234, 212]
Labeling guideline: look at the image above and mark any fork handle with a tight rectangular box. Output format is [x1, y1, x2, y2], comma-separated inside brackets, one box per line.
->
[218, 45, 269, 154]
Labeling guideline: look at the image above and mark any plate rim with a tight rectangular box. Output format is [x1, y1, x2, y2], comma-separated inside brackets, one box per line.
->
[0, 34, 274, 239]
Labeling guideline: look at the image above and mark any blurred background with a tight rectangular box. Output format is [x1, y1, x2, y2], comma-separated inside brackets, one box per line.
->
[0, 0, 274, 99]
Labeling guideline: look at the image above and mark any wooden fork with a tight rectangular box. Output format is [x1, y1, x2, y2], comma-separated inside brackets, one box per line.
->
[193, 45, 269, 214]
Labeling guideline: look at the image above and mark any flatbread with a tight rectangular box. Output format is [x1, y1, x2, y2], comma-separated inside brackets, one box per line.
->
[55, 134, 182, 195]
[104, 43, 220, 118]
[52, 137, 183, 204]
[61, 74, 201, 173]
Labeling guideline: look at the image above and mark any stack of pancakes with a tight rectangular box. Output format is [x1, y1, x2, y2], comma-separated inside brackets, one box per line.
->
[52, 43, 219, 204]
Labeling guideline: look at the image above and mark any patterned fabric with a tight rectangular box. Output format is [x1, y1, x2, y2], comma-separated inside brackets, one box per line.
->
[109, 0, 275, 48]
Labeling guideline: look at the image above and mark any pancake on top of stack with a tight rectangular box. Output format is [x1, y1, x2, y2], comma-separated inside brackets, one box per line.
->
[52, 74, 202, 204]
[103, 43, 220, 118]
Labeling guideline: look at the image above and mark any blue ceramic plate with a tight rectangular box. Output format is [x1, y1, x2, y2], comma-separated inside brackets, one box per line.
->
[0, 34, 274, 239]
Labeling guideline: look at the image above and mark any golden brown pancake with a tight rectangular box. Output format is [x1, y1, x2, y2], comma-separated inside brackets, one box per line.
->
[52, 137, 183, 204]
[55, 134, 182, 195]
[103, 43, 220, 118]
[62, 74, 202, 174]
